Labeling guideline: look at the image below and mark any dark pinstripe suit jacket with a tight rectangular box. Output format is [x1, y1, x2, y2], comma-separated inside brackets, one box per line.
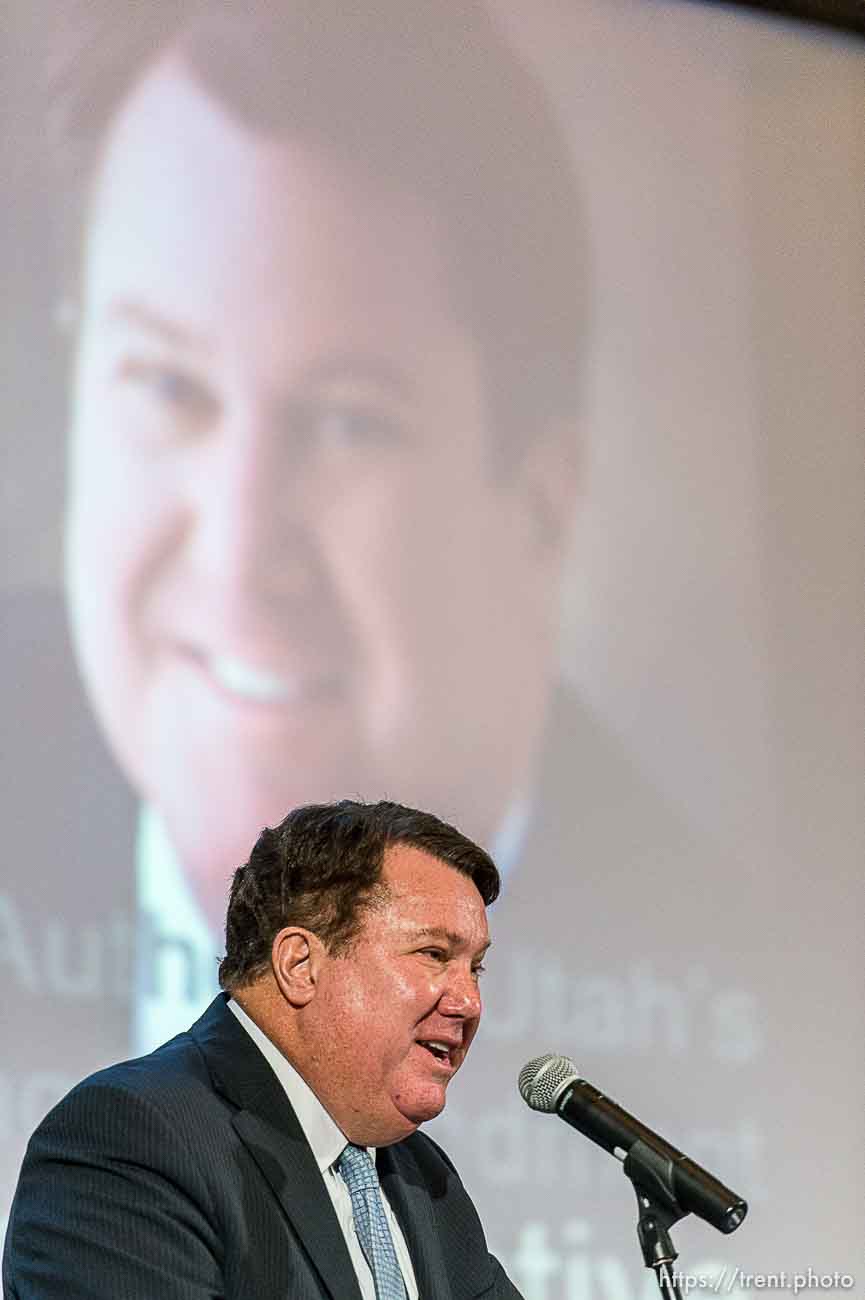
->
[3, 995, 521, 1299]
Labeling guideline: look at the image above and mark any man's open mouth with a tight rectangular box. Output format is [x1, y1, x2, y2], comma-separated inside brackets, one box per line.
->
[178, 647, 344, 708]
[417, 1040, 454, 1065]
[209, 655, 296, 702]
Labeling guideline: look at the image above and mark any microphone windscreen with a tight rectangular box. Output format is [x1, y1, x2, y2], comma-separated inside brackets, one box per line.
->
[518, 1053, 580, 1112]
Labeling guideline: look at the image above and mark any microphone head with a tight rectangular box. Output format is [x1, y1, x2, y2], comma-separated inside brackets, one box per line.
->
[518, 1053, 580, 1113]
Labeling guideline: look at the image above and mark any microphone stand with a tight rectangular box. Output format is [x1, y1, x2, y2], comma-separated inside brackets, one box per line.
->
[622, 1139, 689, 1300]
[630, 1181, 684, 1300]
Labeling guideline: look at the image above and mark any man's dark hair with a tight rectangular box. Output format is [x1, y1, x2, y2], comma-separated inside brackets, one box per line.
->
[48, 0, 588, 471]
[217, 799, 500, 990]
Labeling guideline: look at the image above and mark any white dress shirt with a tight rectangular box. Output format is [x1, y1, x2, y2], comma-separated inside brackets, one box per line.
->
[228, 998, 419, 1300]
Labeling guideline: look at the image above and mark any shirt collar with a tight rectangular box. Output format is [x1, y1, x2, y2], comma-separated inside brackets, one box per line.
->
[137, 805, 214, 944]
[489, 792, 532, 878]
[134, 806, 220, 1054]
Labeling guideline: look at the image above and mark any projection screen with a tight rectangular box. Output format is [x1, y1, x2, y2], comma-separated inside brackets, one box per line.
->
[2, 2, 862, 1295]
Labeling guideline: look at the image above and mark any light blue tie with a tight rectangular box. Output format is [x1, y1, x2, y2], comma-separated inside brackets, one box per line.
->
[336, 1143, 408, 1300]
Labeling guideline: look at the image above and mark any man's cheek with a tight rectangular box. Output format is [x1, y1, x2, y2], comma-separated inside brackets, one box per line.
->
[68, 520, 147, 683]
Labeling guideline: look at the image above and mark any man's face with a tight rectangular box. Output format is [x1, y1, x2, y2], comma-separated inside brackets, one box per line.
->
[306, 843, 490, 1146]
[66, 59, 559, 924]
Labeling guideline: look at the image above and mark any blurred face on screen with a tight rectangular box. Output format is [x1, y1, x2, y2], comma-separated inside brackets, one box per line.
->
[65, 59, 564, 927]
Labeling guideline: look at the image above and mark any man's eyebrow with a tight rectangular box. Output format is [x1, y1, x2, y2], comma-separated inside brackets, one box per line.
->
[97, 308, 415, 398]
[410, 926, 492, 956]
[101, 298, 211, 353]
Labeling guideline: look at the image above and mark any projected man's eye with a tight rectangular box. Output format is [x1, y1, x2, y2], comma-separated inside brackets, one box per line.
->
[285, 400, 403, 455]
[113, 359, 218, 439]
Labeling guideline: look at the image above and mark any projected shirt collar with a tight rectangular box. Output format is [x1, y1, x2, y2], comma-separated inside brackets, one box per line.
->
[134, 806, 219, 1054]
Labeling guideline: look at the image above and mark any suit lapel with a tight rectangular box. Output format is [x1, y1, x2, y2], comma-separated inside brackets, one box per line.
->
[379, 1141, 453, 1300]
[233, 1107, 363, 1300]
[191, 996, 363, 1300]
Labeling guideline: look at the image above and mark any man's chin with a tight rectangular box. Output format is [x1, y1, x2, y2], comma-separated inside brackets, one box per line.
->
[395, 1084, 449, 1129]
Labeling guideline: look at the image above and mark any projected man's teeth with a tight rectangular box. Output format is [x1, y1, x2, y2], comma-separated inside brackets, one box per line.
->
[210, 657, 294, 702]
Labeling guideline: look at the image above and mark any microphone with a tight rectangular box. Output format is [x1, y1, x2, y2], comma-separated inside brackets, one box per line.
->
[518, 1054, 747, 1235]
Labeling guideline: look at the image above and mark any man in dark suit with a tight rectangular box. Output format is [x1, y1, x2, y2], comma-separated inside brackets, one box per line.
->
[3, 799, 522, 1298]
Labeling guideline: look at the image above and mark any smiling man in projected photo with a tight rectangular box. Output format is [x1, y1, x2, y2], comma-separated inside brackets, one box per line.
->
[62, 1, 585, 956]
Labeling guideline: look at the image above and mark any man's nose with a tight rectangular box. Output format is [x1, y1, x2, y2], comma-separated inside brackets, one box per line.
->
[186, 410, 316, 602]
[439, 965, 482, 1020]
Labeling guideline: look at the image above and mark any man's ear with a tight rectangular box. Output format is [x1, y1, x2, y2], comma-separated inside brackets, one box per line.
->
[271, 927, 326, 1008]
